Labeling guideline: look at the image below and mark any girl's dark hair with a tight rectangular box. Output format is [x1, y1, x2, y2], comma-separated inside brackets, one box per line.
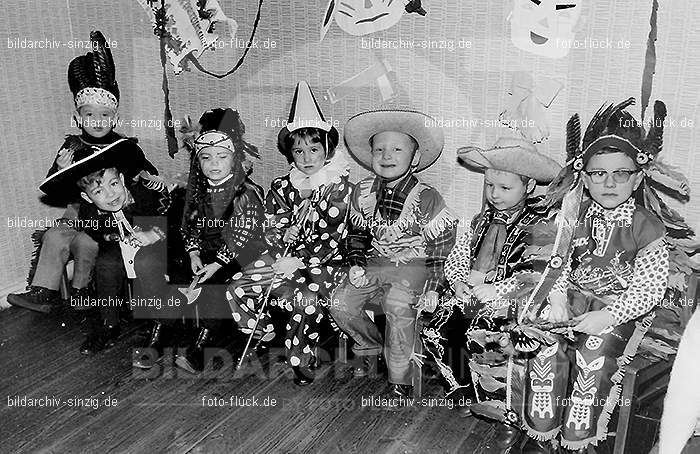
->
[278, 128, 337, 163]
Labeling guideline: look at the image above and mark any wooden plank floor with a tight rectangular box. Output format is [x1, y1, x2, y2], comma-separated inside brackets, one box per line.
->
[0, 306, 492, 454]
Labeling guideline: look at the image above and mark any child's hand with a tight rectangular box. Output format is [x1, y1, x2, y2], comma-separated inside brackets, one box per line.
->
[472, 284, 497, 303]
[272, 256, 305, 279]
[454, 281, 471, 300]
[196, 262, 222, 283]
[189, 251, 204, 274]
[132, 230, 161, 247]
[348, 265, 368, 288]
[413, 290, 439, 313]
[56, 148, 75, 170]
[547, 290, 570, 323]
[282, 225, 301, 244]
[467, 270, 486, 287]
[572, 310, 615, 335]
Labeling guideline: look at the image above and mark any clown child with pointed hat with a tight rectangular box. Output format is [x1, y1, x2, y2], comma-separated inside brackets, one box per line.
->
[328, 108, 458, 404]
[227, 81, 353, 386]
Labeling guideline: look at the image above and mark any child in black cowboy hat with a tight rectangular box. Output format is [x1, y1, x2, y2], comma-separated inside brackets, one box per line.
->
[38, 136, 169, 355]
[329, 109, 457, 404]
[8, 30, 158, 314]
[227, 82, 352, 386]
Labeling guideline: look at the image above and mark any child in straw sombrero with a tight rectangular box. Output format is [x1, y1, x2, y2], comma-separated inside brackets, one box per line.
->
[329, 109, 457, 404]
[422, 137, 561, 450]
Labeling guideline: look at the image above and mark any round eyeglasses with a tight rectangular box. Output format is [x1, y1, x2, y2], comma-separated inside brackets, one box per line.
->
[583, 169, 639, 184]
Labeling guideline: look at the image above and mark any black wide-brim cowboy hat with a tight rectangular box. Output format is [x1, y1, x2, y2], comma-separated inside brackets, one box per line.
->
[39, 138, 150, 198]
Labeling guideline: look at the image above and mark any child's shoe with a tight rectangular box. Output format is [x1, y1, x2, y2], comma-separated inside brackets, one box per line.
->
[352, 354, 383, 378]
[7, 287, 61, 313]
[292, 356, 318, 386]
[175, 327, 214, 373]
[79, 324, 120, 355]
[379, 383, 413, 411]
[521, 437, 555, 454]
[69, 287, 93, 311]
[132, 321, 169, 369]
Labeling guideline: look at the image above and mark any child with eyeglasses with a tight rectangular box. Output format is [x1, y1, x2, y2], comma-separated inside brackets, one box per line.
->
[516, 99, 672, 453]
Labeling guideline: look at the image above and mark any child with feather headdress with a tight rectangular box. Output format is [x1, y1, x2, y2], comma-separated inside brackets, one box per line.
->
[8, 31, 159, 322]
[512, 98, 698, 453]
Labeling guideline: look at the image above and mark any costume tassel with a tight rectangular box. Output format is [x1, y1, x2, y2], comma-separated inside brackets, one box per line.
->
[160, 38, 179, 158]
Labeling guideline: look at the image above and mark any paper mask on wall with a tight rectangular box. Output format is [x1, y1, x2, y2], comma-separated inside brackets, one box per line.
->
[321, 0, 424, 39]
[499, 71, 563, 143]
[137, 0, 238, 74]
[509, 0, 581, 58]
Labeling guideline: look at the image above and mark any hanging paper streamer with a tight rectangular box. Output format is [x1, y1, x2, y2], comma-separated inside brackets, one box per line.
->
[641, 0, 659, 123]
[137, 0, 238, 74]
[321, 0, 424, 40]
[499, 71, 563, 143]
[325, 59, 396, 103]
[508, 0, 581, 58]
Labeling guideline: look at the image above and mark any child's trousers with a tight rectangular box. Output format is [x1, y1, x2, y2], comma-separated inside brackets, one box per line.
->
[329, 257, 428, 386]
[522, 311, 653, 450]
[227, 251, 339, 368]
[32, 223, 97, 291]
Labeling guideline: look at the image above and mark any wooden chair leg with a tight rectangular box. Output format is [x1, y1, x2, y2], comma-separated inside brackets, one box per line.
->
[338, 333, 348, 364]
[59, 265, 70, 300]
[412, 318, 423, 399]
[614, 364, 640, 454]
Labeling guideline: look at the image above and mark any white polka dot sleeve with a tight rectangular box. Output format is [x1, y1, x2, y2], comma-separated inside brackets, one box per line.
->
[603, 237, 669, 325]
[444, 228, 472, 290]
[493, 276, 518, 300]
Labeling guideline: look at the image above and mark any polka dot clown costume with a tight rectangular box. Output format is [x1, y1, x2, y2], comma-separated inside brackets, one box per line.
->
[226, 81, 352, 386]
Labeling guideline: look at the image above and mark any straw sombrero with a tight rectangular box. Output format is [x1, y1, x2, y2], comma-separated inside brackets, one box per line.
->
[343, 109, 444, 172]
[39, 138, 149, 198]
[457, 137, 561, 182]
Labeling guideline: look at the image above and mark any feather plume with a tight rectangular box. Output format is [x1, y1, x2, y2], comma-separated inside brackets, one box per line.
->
[90, 31, 118, 100]
[644, 100, 666, 157]
[67, 56, 90, 96]
[565, 113, 581, 162]
[645, 160, 690, 200]
[582, 97, 636, 150]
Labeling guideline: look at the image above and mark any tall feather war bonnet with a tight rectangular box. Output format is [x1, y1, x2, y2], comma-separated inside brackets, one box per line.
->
[523, 98, 697, 315]
[68, 30, 120, 111]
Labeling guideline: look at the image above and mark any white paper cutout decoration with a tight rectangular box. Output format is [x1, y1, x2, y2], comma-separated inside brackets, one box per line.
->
[325, 59, 396, 103]
[508, 0, 581, 58]
[499, 71, 563, 143]
[321, 0, 407, 39]
[137, 0, 238, 74]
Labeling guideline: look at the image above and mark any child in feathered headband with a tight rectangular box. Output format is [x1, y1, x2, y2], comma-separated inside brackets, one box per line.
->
[132, 108, 266, 372]
[226, 81, 352, 386]
[516, 98, 683, 453]
[9, 30, 158, 318]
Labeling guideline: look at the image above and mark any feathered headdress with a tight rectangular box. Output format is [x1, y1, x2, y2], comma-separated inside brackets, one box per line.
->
[68, 31, 120, 110]
[178, 108, 260, 230]
[523, 98, 699, 320]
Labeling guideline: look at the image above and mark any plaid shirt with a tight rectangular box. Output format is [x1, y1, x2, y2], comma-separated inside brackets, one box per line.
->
[344, 173, 456, 292]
